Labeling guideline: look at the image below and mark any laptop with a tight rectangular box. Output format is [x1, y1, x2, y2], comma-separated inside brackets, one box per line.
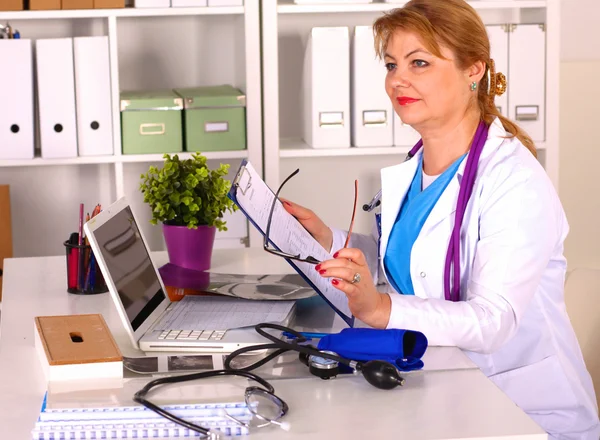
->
[84, 197, 295, 353]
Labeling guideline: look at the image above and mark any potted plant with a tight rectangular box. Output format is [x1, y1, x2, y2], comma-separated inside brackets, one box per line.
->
[139, 152, 237, 271]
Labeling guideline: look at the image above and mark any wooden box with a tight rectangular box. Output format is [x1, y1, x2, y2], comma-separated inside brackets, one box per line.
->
[34, 314, 123, 382]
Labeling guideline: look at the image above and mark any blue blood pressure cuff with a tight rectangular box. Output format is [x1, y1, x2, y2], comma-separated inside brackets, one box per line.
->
[316, 328, 428, 371]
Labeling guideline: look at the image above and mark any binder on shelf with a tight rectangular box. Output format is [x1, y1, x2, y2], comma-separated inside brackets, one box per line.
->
[36, 38, 78, 159]
[73, 36, 114, 157]
[0, 39, 34, 160]
[214, 209, 248, 248]
[171, 0, 206, 7]
[302, 27, 351, 149]
[351, 26, 393, 148]
[208, 0, 242, 5]
[508, 24, 546, 143]
[133, 0, 169, 8]
[487, 24, 509, 118]
[393, 114, 421, 148]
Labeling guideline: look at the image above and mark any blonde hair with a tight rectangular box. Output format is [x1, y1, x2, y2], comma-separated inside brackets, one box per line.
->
[373, 0, 536, 157]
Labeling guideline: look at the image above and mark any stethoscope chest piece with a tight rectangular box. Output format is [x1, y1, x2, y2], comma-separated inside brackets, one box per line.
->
[308, 350, 340, 380]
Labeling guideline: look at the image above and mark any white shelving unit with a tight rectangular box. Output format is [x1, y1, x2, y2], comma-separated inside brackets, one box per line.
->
[0, 2, 263, 256]
[0, 0, 561, 257]
[261, 0, 560, 237]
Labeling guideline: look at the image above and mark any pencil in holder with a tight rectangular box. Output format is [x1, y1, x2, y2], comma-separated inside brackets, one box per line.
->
[64, 232, 108, 295]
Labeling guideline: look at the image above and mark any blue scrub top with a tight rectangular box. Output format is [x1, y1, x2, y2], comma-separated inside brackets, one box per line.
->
[384, 153, 466, 295]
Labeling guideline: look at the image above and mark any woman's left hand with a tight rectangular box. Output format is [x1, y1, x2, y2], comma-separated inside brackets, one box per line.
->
[315, 247, 391, 328]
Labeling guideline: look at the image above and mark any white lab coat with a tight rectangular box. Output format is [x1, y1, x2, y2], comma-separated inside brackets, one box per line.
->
[331, 117, 600, 439]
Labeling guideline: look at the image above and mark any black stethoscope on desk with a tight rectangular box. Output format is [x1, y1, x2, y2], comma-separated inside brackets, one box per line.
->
[133, 323, 406, 438]
[362, 120, 489, 302]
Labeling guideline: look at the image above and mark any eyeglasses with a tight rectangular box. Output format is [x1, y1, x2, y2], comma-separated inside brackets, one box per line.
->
[264, 168, 358, 264]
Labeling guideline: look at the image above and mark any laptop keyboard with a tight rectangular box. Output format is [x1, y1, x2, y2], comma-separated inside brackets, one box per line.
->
[158, 330, 226, 341]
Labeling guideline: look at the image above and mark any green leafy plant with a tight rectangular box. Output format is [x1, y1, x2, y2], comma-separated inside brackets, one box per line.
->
[139, 153, 237, 231]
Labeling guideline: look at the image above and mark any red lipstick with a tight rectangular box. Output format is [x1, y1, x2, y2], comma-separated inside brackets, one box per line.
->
[397, 97, 419, 106]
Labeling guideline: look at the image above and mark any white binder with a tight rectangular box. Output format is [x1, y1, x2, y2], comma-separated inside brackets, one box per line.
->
[487, 25, 509, 118]
[0, 39, 34, 160]
[133, 0, 170, 7]
[73, 36, 114, 157]
[351, 26, 393, 148]
[214, 209, 248, 249]
[508, 24, 546, 143]
[302, 27, 350, 149]
[172, 0, 207, 7]
[36, 38, 78, 159]
[393, 114, 421, 148]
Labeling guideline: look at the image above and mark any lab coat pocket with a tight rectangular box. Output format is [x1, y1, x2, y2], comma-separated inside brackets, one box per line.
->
[489, 355, 580, 430]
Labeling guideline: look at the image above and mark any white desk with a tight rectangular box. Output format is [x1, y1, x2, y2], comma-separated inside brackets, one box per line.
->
[0, 248, 547, 439]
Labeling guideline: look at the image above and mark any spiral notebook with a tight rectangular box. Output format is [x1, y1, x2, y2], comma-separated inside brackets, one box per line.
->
[32, 395, 252, 439]
[32, 379, 255, 439]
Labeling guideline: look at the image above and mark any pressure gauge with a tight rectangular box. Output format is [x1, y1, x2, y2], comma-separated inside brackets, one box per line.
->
[308, 350, 340, 380]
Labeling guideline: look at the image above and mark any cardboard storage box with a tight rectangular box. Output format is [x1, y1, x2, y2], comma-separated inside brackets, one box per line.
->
[29, 0, 60, 10]
[174, 85, 246, 152]
[120, 90, 184, 155]
[61, 0, 93, 9]
[0, 0, 23, 11]
[94, 0, 124, 7]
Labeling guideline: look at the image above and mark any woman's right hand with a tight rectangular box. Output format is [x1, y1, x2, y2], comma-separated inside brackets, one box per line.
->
[280, 198, 333, 252]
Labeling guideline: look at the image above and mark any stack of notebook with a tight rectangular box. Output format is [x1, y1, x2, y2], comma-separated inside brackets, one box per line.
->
[32, 393, 252, 439]
[32, 377, 255, 439]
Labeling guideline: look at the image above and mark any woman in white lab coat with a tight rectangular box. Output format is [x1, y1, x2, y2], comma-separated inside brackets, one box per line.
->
[281, 0, 600, 438]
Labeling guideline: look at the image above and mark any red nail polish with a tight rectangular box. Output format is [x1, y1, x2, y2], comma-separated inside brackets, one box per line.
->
[333, 252, 339, 258]
[332, 279, 339, 286]
[319, 270, 326, 275]
[283, 201, 292, 207]
[315, 264, 321, 271]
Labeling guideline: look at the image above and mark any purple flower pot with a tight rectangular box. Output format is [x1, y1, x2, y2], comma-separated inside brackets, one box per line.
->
[162, 223, 216, 271]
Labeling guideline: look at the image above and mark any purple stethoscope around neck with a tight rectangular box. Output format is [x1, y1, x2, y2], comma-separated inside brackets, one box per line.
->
[362, 120, 490, 302]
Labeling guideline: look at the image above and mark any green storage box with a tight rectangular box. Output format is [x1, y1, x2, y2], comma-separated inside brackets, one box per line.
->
[120, 90, 184, 155]
[174, 85, 246, 152]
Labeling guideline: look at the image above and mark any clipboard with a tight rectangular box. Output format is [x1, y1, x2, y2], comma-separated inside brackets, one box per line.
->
[228, 159, 355, 327]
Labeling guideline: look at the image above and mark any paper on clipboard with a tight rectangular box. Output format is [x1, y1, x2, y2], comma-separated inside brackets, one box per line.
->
[228, 160, 354, 327]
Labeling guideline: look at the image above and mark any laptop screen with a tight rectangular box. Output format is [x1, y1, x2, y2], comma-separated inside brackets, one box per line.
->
[92, 205, 165, 331]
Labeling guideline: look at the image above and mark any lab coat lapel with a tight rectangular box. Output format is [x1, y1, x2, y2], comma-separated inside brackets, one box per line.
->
[420, 118, 506, 235]
[379, 156, 420, 262]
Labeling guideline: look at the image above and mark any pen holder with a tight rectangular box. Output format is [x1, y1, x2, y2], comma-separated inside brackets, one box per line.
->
[64, 238, 108, 295]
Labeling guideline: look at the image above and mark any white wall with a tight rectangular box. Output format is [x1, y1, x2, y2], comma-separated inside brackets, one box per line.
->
[558, 0, 600, 270]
